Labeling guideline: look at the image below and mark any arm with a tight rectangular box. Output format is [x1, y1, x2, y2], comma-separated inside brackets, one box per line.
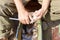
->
[14, 0, 30, 24]
[32, 0, 50, 21]
[14, 0, 25, 12]
[42, 0, 50, 12]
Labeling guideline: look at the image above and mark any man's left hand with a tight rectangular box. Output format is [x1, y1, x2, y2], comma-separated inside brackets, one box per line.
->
[32, 9, 45, 22]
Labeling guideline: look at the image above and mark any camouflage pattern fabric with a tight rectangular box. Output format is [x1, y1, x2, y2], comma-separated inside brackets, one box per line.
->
[21, 20, 42, 40]
[0, 1, 18, 39]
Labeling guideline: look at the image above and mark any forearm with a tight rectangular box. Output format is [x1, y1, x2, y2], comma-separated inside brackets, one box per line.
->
[14, 0, 26, 13]
[40, 0, 50, 12]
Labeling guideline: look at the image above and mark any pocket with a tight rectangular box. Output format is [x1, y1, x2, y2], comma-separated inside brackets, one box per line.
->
[50, 0, 60, 21]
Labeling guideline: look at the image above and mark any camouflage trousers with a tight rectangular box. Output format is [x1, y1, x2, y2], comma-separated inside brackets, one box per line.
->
[0, 3, 18, 39]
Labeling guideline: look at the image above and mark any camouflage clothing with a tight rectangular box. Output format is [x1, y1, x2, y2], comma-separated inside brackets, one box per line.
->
[1, 0, 60, 40]
[0, 0, 18, 39]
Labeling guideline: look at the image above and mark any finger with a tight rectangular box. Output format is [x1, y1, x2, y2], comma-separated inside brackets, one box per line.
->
[37, 15, 42, 20]
[33, 11, 39, 16]
[29, 15, 33, 21]
[19, 20, 26, 24]
[32, 11, 37, 16]
[25, 17, 30, 24]
[30, 16, 37, 23]
[34, 10, 42, 17]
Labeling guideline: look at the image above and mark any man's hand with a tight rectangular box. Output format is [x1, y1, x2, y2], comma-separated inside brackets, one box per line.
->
[32, 9, 45, 22]
[18, 10, 30, 24]
[14, 0, 32, 24]
[31, 0, 50, 23]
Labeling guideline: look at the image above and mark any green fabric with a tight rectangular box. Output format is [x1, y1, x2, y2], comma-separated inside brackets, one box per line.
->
[36, 20, 42, 40]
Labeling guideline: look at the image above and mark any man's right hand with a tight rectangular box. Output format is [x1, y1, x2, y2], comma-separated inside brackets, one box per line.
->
[14, 0, 33, 24]
[18, 10, 30, 24]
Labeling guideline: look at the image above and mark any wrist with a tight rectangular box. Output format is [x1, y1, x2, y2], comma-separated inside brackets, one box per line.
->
[38, 8, 46, 17]
[41, 8, 46, 12]
[39, 8, 47, 14]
